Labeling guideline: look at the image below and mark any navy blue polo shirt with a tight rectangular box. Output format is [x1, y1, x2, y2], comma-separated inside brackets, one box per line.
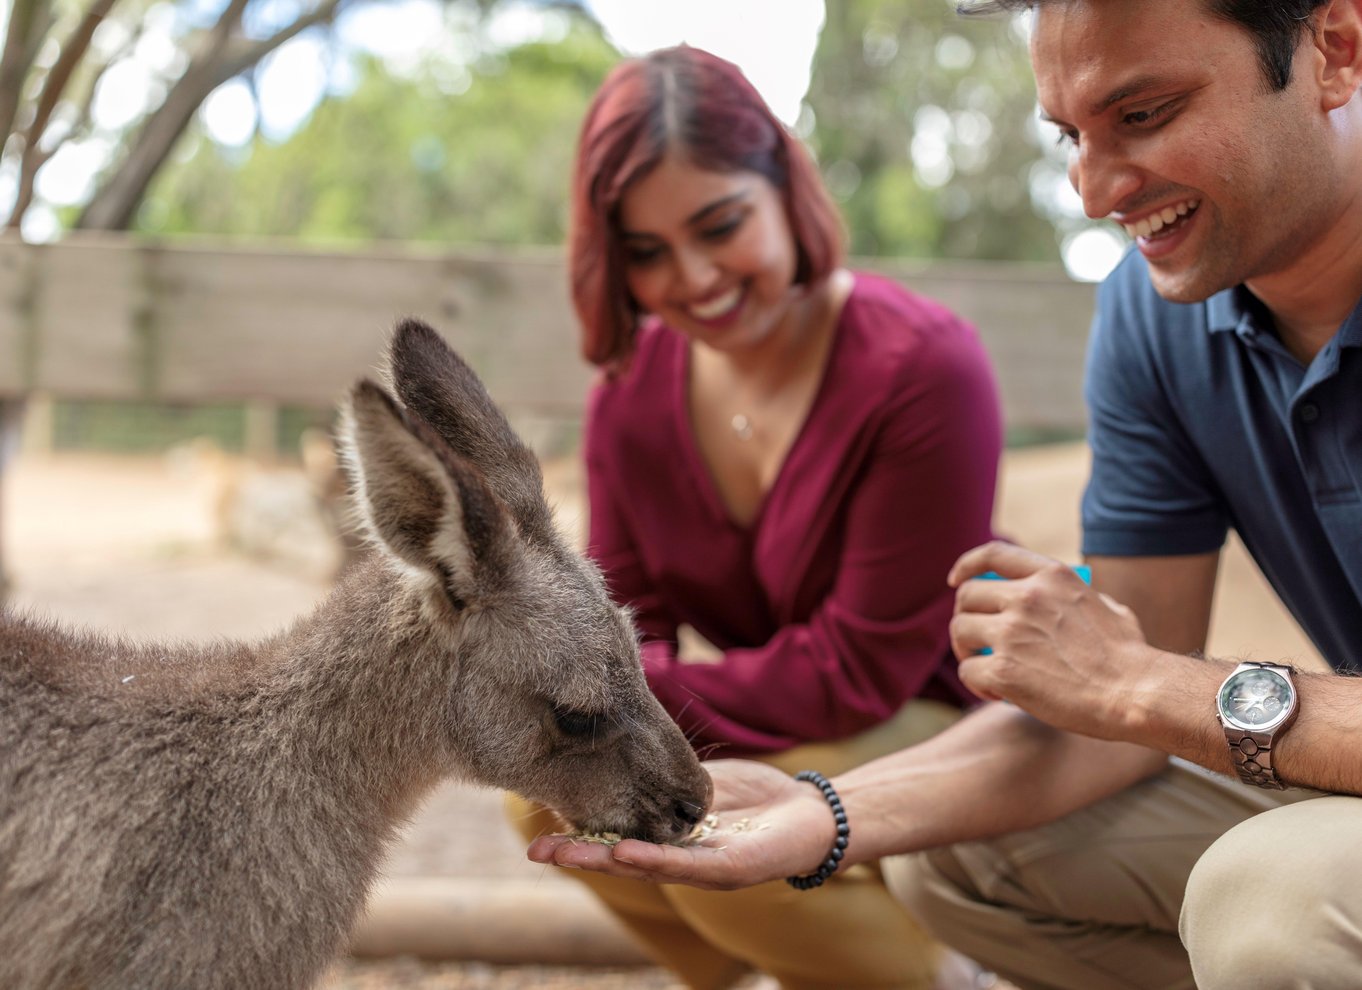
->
[1081, 251, 1362, 673]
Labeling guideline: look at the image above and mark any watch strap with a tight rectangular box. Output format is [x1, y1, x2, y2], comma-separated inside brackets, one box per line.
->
[1218, 661, 1297, 790]
[1223, 726, 1288, 790]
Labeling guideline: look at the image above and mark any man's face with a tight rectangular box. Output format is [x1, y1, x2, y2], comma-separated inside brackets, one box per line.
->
[1031, 0, 1333, 303]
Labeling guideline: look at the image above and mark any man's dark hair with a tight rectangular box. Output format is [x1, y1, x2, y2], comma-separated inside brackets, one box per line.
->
[958, 0, 1328, 91]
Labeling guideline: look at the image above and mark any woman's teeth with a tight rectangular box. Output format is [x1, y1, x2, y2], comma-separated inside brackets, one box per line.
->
[688, 286, 743, 321]
[1123, 200, 1198, 240]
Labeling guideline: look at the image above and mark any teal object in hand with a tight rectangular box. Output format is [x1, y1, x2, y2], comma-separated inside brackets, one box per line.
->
[973, 565, 1091, 654]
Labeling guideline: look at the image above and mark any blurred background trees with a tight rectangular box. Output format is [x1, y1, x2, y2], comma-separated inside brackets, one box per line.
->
[807, 0, 1062, 260]
[1, 0, 1120, 271]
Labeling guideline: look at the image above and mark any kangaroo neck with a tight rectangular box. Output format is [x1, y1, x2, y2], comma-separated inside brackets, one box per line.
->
[259, 554, 461, 820]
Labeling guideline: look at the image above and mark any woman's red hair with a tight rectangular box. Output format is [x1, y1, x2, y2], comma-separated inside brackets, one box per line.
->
[569, 45, 845, 369]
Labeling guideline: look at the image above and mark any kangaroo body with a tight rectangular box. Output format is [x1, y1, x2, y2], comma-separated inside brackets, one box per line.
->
[0, 321, 710, 990]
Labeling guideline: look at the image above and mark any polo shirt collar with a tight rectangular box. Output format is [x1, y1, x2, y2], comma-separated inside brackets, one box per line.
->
[1206, 284, 1275, 344]
[1207, 284, 1362, 350]
[1206, 286, 1244, 334]
[1337, 294, 1362, 349]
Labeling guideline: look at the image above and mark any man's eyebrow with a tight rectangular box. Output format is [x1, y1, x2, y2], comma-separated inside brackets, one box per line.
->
[1040, 75, 1168, 127]
[1088, 76, 1164, 115]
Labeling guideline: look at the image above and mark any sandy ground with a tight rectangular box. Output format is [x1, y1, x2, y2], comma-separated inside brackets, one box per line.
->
[0, 443, 1320, 988]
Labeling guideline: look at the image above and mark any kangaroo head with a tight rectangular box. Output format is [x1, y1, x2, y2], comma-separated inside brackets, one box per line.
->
[340, 319, 710, 843]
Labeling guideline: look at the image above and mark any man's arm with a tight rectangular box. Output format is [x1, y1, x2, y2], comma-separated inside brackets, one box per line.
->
[952, 542, 1362, 794]
[839, 551, 1223, 860]
[1088, 551, 1219, 655]
[526, 549, 1224, 887]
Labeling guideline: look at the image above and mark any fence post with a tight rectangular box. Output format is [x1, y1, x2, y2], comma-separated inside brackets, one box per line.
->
[243, 400, 281, 462]
[0, 398, 24, 601]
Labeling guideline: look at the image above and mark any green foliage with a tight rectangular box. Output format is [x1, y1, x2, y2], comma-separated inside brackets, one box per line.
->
[141, 18, 617, 245]
[138, 1, 1073, 263]
[807, 0, 1065, 261]
[51, 399, 332, 454]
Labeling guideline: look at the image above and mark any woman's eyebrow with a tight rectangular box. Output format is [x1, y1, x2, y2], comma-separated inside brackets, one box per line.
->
[619, 190, 752, 240]
[684, 191, 749, 226]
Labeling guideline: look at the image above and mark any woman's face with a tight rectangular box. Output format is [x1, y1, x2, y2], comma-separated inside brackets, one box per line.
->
[616, 152, 800, 353]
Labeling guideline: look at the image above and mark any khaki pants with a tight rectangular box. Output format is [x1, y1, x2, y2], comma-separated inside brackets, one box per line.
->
[885, 760, 1356, 990]
[507, 699, 963, 990]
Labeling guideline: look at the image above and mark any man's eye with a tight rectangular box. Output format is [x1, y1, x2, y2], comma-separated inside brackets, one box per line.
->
[1122, 101, 1178, 129]
[554, 708, 604, 737]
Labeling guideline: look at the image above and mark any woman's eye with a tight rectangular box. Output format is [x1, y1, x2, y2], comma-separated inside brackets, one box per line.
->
[701, 215, 742, 241]
[624, 244, 663, 266]
[554, 708, 604, 738]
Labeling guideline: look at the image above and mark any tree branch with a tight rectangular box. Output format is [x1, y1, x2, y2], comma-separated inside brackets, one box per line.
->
[77, 0, 347, 230]
[5, 0, 122, 229]
[25, 0, 120, 149]
[219, 0, 347, 81]
[0, 0, 54, 154]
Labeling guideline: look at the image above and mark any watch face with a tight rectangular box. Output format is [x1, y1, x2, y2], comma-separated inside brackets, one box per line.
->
[1218, 667, 1296, 732]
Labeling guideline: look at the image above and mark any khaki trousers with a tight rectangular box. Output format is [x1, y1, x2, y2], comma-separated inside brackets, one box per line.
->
[885, 760, 1357, 990]
[507, 699, 963, 990]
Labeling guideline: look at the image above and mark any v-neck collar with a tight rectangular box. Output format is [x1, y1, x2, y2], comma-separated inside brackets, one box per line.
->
[671, 292, 850, 534]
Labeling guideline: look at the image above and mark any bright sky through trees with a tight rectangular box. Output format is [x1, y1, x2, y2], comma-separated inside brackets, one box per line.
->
[3, 0, 1124, 279]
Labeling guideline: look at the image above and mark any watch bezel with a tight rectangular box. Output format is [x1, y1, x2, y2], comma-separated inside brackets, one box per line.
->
[1216, 664, 1298, 734]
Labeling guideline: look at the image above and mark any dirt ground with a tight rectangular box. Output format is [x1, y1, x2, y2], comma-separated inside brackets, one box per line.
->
[0, 443, 1320, 989]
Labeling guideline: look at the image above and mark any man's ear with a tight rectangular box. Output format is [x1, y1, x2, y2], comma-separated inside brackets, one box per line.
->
[1315, 0, 1362, 111]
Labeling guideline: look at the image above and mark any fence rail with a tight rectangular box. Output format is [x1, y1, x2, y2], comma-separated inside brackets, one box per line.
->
[0, 233, 1097, 431]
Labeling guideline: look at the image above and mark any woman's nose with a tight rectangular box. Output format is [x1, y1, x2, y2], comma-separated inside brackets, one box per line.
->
[671, 246, 718, 296]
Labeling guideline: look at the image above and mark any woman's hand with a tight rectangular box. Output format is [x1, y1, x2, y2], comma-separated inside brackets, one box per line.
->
[527, 759, 838, 890]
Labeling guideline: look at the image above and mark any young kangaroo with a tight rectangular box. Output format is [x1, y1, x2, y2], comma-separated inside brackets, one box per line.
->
[0, 319, 712, 990]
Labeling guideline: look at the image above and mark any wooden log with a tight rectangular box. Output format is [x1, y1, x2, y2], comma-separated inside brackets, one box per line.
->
[347, 877, 651, 967]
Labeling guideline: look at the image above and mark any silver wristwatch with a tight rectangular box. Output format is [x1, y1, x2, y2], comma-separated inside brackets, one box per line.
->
[1215, 661, 1299, 789]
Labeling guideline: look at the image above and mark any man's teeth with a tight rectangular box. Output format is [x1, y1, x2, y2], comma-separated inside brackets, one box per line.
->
[1124, 200, 1197, 239]
[689, 286, 743, 320]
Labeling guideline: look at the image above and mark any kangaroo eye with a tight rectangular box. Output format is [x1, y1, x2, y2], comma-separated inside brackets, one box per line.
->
[554, 708, 604, 738]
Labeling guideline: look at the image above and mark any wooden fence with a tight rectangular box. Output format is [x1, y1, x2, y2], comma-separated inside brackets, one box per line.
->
[0, 233, 1099, 582]
[0, 233, 1096, 427]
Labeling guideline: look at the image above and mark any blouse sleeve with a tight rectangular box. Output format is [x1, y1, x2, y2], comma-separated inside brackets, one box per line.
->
[643, 317, 1002, 755]
[582, 387, 680, 647]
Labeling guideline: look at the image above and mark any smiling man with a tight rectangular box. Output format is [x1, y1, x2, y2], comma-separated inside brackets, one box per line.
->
[529, 3, 1362, 988]
[906, 2, 1362, 986]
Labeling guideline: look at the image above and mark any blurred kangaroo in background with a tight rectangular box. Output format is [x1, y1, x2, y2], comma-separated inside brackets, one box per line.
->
[0, 319, 711, 990]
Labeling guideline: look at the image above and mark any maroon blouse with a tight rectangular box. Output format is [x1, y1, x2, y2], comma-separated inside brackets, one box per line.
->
[585, 272, 1002, 757]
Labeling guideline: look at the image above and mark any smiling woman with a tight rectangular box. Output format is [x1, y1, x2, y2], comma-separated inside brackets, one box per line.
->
[506, 44, 1005, 990]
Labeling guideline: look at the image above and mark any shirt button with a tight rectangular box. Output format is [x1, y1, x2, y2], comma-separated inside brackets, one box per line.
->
[1299, 403, 1321, 423]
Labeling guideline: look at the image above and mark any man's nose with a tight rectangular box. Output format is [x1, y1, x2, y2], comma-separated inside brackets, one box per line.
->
[1069, 141, 1142, 220]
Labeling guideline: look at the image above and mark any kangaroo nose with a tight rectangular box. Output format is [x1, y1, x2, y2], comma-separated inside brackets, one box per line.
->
[673, 798, 705, 830]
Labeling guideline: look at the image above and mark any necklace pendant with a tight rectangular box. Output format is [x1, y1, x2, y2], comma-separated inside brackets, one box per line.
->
[730, 413, 754, 441]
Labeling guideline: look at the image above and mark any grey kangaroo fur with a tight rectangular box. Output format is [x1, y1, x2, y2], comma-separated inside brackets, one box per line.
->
[0, 319, 711, 990]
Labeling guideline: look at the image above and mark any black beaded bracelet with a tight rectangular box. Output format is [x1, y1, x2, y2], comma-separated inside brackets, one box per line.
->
[785, 770, 850, 890]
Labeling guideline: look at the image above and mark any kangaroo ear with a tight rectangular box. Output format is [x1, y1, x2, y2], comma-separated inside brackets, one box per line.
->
[342, 379, 517, 605]
[386, 318, 556, 546]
